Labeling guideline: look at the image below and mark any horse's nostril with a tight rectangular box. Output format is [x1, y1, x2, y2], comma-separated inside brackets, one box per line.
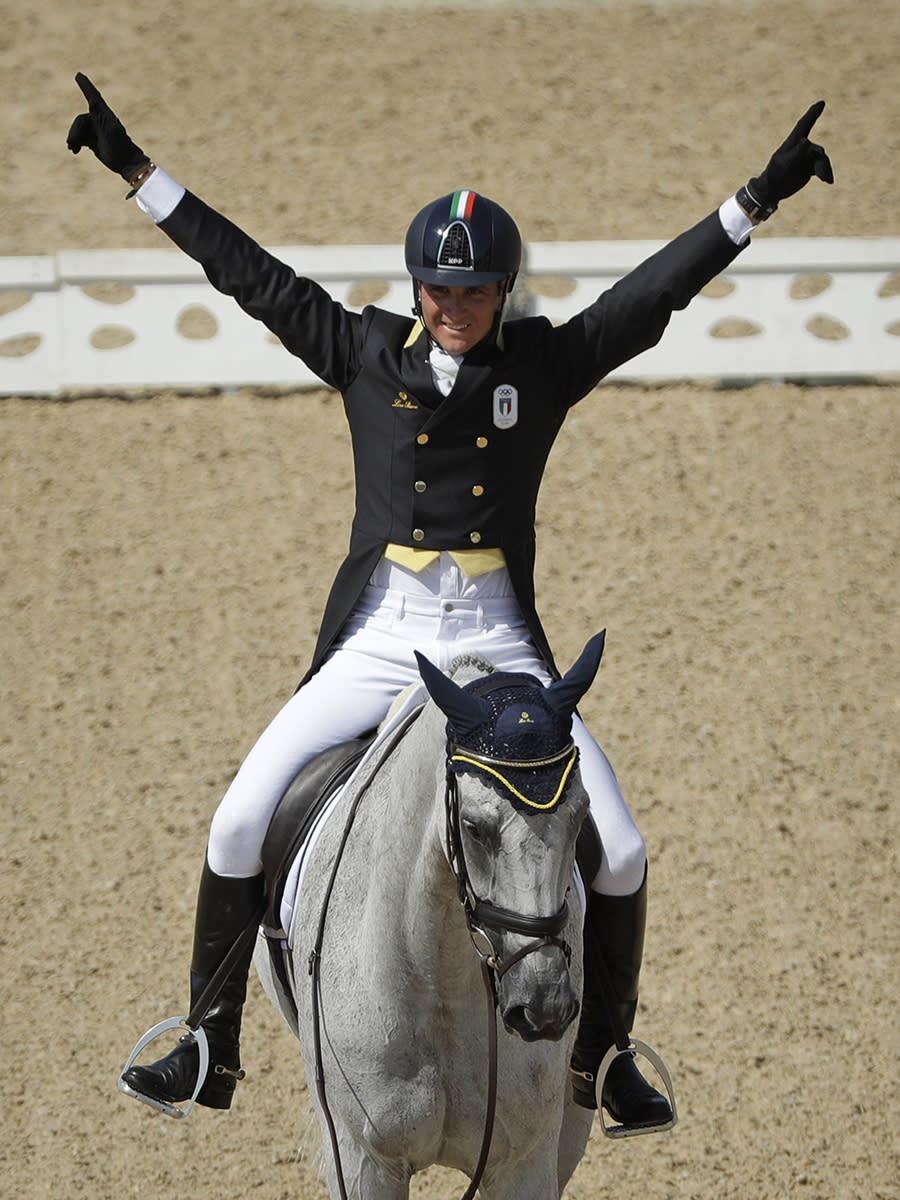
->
[504, 1005, 544, 1041]
[503, 1003, 574, 1043]
[506, 1005, 529, 1030]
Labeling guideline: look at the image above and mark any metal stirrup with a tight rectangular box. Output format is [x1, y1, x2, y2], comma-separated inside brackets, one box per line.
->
[117, 1017, 210, 1119]
[117, 894, 266, 1118]
[595, 1038, 678, 1139]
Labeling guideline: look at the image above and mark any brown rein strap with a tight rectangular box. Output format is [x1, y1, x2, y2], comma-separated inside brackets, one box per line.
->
[461, 957, 500, 1200]
[308, 712, 420, 1200]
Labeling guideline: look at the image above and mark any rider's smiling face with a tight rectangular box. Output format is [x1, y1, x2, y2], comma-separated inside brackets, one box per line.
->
[418, 281, 504, 354]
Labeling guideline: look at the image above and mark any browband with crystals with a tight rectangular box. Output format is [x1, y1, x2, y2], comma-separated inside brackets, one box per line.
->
[450, 741, 578, 811]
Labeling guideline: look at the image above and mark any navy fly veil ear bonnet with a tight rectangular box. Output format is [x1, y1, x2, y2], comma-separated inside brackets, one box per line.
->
[448, 672, 578, 811]
[415, 631, 606, 810]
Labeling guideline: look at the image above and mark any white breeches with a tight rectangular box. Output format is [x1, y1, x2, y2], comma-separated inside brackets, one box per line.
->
[207, 556, 646, 896]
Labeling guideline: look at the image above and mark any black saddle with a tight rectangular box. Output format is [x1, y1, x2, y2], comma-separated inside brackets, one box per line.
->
[261, 731, 376, 931]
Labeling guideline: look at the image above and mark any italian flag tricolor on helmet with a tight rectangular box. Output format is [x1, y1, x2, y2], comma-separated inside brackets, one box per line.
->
[404, 189, 522, 289]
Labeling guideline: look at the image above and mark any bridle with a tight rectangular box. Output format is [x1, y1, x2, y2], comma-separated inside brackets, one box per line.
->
[444, 741, 577, 980]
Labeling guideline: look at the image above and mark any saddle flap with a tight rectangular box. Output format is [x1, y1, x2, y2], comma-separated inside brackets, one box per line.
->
[261, 732, 376, 929]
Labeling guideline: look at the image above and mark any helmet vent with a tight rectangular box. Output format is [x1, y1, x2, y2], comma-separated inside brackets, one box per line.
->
[437, 221, 474, 271]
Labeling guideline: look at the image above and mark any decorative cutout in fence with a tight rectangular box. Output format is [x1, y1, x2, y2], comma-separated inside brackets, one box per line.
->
[2, 238, 899, 395]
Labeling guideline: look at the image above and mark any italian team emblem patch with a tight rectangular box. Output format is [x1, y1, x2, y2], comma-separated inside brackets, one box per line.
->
[493, 384, 518, 429]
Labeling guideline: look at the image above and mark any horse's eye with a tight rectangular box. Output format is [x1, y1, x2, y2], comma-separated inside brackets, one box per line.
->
[462, 818, 488, 845]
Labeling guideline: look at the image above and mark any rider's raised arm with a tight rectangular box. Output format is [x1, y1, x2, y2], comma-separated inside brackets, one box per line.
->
[67, 72, 366, 392]
[550, 101, 834, 403]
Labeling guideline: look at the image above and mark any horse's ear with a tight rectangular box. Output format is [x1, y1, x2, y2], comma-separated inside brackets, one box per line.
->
[545, 630, 606, 717]
[415, 651, 492, 735]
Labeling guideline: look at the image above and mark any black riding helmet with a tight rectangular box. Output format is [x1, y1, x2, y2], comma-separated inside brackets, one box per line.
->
[405, 190, 522, 329]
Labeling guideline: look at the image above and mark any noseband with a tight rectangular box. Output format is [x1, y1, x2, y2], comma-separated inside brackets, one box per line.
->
[444, 741, 576, 979]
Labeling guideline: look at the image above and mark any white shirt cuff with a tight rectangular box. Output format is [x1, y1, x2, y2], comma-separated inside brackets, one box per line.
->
[134, 167, 186, 223]
[718, 194, 756, 245]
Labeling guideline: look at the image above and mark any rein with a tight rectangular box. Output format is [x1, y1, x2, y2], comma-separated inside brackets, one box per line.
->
[307, 711, 419, 1200]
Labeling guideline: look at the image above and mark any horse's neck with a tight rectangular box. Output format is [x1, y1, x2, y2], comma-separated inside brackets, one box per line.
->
[363, 705, 465, 961]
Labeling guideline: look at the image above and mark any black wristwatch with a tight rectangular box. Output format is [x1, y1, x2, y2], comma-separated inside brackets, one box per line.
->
[736, 183, 778, 222]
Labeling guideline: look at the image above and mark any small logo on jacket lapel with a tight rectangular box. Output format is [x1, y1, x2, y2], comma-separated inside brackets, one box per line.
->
[392, 391, 418, 410]
[493, 384, 518, 429]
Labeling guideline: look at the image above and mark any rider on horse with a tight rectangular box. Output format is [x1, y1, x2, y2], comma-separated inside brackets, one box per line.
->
[67, 75, 832, 1128]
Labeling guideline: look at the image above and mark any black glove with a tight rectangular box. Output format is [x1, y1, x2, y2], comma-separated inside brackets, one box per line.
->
[66, 72, 149, 181]
[739, 100, 834, 220]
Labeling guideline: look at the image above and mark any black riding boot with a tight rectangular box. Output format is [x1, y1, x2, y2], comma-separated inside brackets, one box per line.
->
[121, 857, 265, 1111]
[570, 873, 673, 1127]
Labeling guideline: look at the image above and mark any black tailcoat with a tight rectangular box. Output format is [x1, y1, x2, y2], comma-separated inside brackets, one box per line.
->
[159, 193, 744, 680]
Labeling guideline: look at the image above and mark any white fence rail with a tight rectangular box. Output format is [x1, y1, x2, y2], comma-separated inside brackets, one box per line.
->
[2, 238, 899, 395]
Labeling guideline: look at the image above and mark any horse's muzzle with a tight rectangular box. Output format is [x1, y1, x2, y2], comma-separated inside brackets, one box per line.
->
[498, 954, 580, 1042]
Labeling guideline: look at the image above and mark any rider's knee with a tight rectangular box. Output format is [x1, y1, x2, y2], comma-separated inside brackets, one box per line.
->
[591, 831, 647, 897]
[207, 806, 267, 878]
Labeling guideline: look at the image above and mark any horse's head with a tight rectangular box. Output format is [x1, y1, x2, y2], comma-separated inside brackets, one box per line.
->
[416, 632, 605, 1042]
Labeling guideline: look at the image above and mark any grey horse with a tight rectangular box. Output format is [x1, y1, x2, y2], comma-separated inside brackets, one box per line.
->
[255, 635, 607, 1198]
